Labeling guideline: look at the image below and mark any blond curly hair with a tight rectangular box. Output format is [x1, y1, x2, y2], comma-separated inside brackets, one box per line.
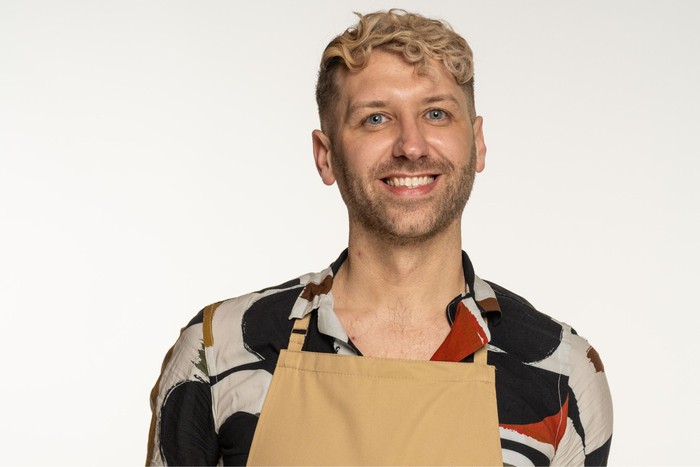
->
[316, 9, 476, 135]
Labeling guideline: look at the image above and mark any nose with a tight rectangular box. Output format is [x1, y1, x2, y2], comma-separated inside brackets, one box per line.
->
[393, 118, 428, 160]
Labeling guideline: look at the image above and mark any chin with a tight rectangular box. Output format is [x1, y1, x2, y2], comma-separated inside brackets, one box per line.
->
[362, 215, 456, 245]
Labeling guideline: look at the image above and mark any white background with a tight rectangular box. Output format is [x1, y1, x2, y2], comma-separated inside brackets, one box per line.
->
[1, 0, 698, 465]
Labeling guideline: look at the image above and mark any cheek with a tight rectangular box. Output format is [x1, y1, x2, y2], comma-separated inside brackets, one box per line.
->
[428, 132, 473, 159]
[341, 134, 390, 167]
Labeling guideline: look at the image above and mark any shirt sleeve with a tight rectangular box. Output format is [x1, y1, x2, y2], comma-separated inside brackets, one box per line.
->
[146, 314, 220, 466]
[553, 331, 613, 465]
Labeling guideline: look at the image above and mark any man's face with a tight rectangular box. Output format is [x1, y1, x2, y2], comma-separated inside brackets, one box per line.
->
[313, 50, 486, 244]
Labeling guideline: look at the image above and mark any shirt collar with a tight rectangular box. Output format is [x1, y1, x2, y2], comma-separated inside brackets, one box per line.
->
[451, 250, 502, 324]
[289, 249, 501, 341]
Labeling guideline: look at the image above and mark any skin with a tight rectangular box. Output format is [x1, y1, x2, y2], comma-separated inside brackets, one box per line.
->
[312, 50, 486, 359]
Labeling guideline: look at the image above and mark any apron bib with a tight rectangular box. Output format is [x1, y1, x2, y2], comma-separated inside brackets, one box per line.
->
[247, 313, 502, 466]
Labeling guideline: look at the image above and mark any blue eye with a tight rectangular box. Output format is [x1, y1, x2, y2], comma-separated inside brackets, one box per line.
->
[426, 109, 447, 120]
[365, 114, 386, 125]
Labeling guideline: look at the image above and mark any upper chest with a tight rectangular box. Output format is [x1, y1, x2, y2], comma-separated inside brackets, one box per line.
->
[336, 307, 451, 360]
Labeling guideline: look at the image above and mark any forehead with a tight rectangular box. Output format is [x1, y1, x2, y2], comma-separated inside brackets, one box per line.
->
[335, 51, 467, 116]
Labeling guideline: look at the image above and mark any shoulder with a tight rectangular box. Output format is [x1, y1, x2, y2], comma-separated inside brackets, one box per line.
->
[194, 268, 337, 379]
[487, 279, 609, 379]
[486, 280, 613, 463]
[154, 275, 309, 386]
[188, 276, 306, 335]
[195, 277, 308, 362]
[486, 280, 569, 365]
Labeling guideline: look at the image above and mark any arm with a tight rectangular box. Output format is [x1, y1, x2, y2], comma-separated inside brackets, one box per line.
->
[146, 313, 220, 466]
[553, 332, 613, 465]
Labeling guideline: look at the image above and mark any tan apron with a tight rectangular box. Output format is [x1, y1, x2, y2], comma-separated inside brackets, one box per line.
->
[247, 313, 503, 466]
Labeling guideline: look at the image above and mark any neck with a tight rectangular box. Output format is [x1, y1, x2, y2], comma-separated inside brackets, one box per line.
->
[333, 220, 465, 322]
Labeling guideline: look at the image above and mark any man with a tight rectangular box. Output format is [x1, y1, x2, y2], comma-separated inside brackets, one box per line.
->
[147, 9, 613, 466]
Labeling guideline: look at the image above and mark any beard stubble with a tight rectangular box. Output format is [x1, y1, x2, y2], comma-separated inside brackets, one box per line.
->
[332, 144, 478, 246]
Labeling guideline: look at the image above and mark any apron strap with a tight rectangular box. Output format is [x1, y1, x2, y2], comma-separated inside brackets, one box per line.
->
[473, 316, 490, 365]
[287, 313, 312, 352]
[473, 343, 489, 365]
[474, 317, 489, 365]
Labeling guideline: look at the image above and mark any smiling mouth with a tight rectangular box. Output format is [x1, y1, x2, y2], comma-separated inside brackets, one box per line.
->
[383, 175, 437, 189]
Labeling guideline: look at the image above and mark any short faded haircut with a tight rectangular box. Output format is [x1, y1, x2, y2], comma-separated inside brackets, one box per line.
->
[316, 9, 476, 135]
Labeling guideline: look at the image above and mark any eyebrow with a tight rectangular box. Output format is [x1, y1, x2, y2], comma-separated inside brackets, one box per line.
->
[422, 94, 462, 107]
[345, 94, 463, 120]
[346, 100, 387, 120]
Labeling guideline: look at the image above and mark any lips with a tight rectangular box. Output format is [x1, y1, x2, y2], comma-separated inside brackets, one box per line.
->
[383, 175, 437, 189]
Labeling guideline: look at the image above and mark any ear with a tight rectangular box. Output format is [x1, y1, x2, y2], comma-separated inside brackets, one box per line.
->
[472, 116, 487, 173]
[312, 129, 336, 185]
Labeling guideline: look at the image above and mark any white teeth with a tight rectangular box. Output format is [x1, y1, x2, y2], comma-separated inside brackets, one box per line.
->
[386, 176, 435, 188]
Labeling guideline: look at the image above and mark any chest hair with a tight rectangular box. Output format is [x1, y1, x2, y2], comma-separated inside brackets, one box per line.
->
[339, 303, 450, 360]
